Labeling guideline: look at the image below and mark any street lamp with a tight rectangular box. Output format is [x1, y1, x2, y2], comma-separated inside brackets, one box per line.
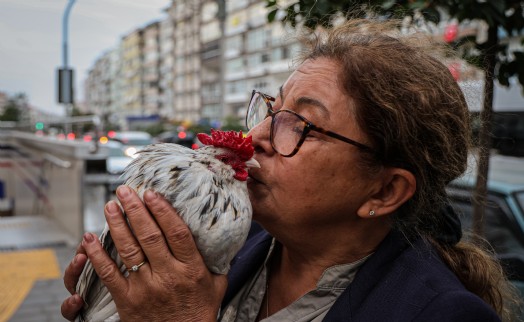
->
[57, 0, 77, 107]
[57, 0, 77, 133]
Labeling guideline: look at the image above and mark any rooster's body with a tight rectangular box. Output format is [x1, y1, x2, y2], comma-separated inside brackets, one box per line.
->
[76, 130, 258, 322]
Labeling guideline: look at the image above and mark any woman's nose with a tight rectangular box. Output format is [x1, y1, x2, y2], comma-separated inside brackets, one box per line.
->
[247, 117, 273, 155]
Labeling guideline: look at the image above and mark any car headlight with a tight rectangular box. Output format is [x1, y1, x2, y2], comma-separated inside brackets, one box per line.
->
[125, 146, 138, 158]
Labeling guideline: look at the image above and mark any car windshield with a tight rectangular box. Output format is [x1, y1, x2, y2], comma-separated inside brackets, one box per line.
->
[113, 138, 152, 146]
[516, 191, 524, 216]
[108, 147, 126, 157]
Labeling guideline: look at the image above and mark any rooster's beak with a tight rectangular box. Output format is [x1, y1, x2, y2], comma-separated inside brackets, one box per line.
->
[245, 157, 261, 169]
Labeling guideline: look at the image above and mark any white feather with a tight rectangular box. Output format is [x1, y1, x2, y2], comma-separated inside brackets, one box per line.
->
[76, 142, 254, 321]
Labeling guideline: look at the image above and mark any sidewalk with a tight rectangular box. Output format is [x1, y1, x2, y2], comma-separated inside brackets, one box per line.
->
[1, 245, 75, 322]
[0, 190, 108, 322]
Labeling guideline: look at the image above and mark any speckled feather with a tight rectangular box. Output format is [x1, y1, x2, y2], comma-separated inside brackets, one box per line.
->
[76, 141, 254, 322]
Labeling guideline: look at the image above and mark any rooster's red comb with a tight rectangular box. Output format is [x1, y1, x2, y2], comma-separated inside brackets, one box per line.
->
[196, 129, 254, 160]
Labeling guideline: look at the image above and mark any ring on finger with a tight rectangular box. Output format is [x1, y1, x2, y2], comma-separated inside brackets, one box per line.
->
[126, 260, 147, 272]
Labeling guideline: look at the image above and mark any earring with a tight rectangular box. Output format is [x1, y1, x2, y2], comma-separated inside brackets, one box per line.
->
[369, 210, 375, 216]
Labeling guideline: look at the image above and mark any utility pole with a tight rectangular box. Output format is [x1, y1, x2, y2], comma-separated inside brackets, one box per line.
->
[57, 0, 77, 133]
[217, 0, 226, 122]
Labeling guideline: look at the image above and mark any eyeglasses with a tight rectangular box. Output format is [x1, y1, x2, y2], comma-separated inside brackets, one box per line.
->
[246, 90, 377, 157]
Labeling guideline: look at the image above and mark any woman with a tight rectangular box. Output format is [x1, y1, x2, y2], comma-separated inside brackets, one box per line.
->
[62, 19, 520, 321]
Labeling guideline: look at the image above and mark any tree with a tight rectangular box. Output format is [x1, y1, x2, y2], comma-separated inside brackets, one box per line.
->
[266, 0, 524, 237]
[221, 115, 245, 132]
[0, 93, 28, 122]
[0, 103, 21, 122]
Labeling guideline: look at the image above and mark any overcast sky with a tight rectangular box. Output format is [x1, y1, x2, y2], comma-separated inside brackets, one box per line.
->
[0, 0, 170, 115]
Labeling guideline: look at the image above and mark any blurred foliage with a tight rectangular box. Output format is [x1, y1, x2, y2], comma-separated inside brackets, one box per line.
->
[143, 123, 166, 137]
[266, 0, 524, 89]
[221, 115, 246, 132]
[188, 123, 213, 135]
[0, 104, 21, 122]
[0, 93, 27, 122]
[71, 105, 96, 133]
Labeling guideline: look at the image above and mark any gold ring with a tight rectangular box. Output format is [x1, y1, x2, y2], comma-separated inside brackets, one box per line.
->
[127, 261, 146, 272]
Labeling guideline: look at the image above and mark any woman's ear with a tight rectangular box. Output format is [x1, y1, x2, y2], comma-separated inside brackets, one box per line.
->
[357, 168, 416, 218]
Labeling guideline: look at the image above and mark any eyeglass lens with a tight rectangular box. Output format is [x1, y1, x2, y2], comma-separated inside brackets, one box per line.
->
[271, 111, 305, 156]
[247, 92, 270, 130]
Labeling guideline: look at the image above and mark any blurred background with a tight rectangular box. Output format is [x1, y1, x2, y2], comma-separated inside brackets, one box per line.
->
[0, 0, 523, 321]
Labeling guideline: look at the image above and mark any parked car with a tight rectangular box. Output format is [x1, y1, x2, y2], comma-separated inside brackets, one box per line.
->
[110, 131, 153, 158]
[446, 154, 524, 296]
[155, 130, 198, 148]
[104, 140, 133, 175]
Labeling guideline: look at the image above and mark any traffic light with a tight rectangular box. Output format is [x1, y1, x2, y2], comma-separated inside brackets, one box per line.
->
[35, 122, 44, 131]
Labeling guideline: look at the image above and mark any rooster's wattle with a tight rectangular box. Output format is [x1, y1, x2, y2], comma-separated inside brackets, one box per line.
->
[76, 129, 259, 322]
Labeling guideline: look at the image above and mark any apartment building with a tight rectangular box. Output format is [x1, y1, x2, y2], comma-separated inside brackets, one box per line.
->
[159, 17, 175, 119]
[109, 44, 124, 126]
[168, 1, 203, 123]
[223, 0, 298, 121]
[83, 0, 300, 127]
[143, 21, 162, 116]
[199, 0, 223, 124]
[84, 50, 112, 116]
[121, 29, 144, 115]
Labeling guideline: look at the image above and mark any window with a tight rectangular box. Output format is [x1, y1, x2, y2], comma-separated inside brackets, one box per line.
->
[227, 0, 247, 12]
[201, 2, 218, 22]
[261, 52, 270, 63]
[227, 80, 246, 94]
[226, 35, 243, 52]
[226, 57, 244, 73]
[246, 28, 268, 52]
[448, 189, 524, 255]
[201, 21, 220, 43]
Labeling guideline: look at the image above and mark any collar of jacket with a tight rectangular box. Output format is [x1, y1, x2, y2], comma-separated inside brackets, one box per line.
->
[222, 225, 413, 320]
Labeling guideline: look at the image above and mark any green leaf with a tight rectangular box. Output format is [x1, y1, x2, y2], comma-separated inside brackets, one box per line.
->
[265, 0, 277, 8]
[267, 8, 278, 23]
[497, 62, 510, 87]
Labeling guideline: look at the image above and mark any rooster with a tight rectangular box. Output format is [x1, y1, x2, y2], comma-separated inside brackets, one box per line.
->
[76, 129, 259, 322]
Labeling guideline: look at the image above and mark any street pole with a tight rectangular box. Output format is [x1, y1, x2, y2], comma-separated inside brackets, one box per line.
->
[60, 0, 77, 134]
[217, 0, 226, 123]
[63, 0, 76, 68]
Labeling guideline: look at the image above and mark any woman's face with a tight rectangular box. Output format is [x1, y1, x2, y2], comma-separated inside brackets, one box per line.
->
[247, 58, 379, 235]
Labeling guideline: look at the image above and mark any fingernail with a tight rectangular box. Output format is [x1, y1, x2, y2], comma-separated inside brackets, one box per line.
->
[117, 185, 131, 199]
[83, 233, 94, 243]
[105, 200, 119, 214]
[144, 190, 158, 202]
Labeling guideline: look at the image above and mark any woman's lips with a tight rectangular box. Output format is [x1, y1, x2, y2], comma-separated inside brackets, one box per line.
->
[247, 173, 263, 184]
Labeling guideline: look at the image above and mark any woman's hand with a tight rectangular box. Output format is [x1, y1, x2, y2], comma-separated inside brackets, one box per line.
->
[61, 243, 88, 320]
[62, 186, 228, 321]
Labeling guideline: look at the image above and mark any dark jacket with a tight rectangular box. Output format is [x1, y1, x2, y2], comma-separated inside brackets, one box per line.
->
[223, 225, 500, 321]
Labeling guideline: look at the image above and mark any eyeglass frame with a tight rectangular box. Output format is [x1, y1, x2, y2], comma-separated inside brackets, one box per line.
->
[246, 90, 378, 158]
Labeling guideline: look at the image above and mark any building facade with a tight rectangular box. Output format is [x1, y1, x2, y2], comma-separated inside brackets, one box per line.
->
[83, 0, 299, 128]
[159, 17, 175, 119]
[142, 21, 162, 116]
[121, 29, 144, 115]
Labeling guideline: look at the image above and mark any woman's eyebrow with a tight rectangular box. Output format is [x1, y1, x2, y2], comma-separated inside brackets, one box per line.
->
[279, 85, 329, 117]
